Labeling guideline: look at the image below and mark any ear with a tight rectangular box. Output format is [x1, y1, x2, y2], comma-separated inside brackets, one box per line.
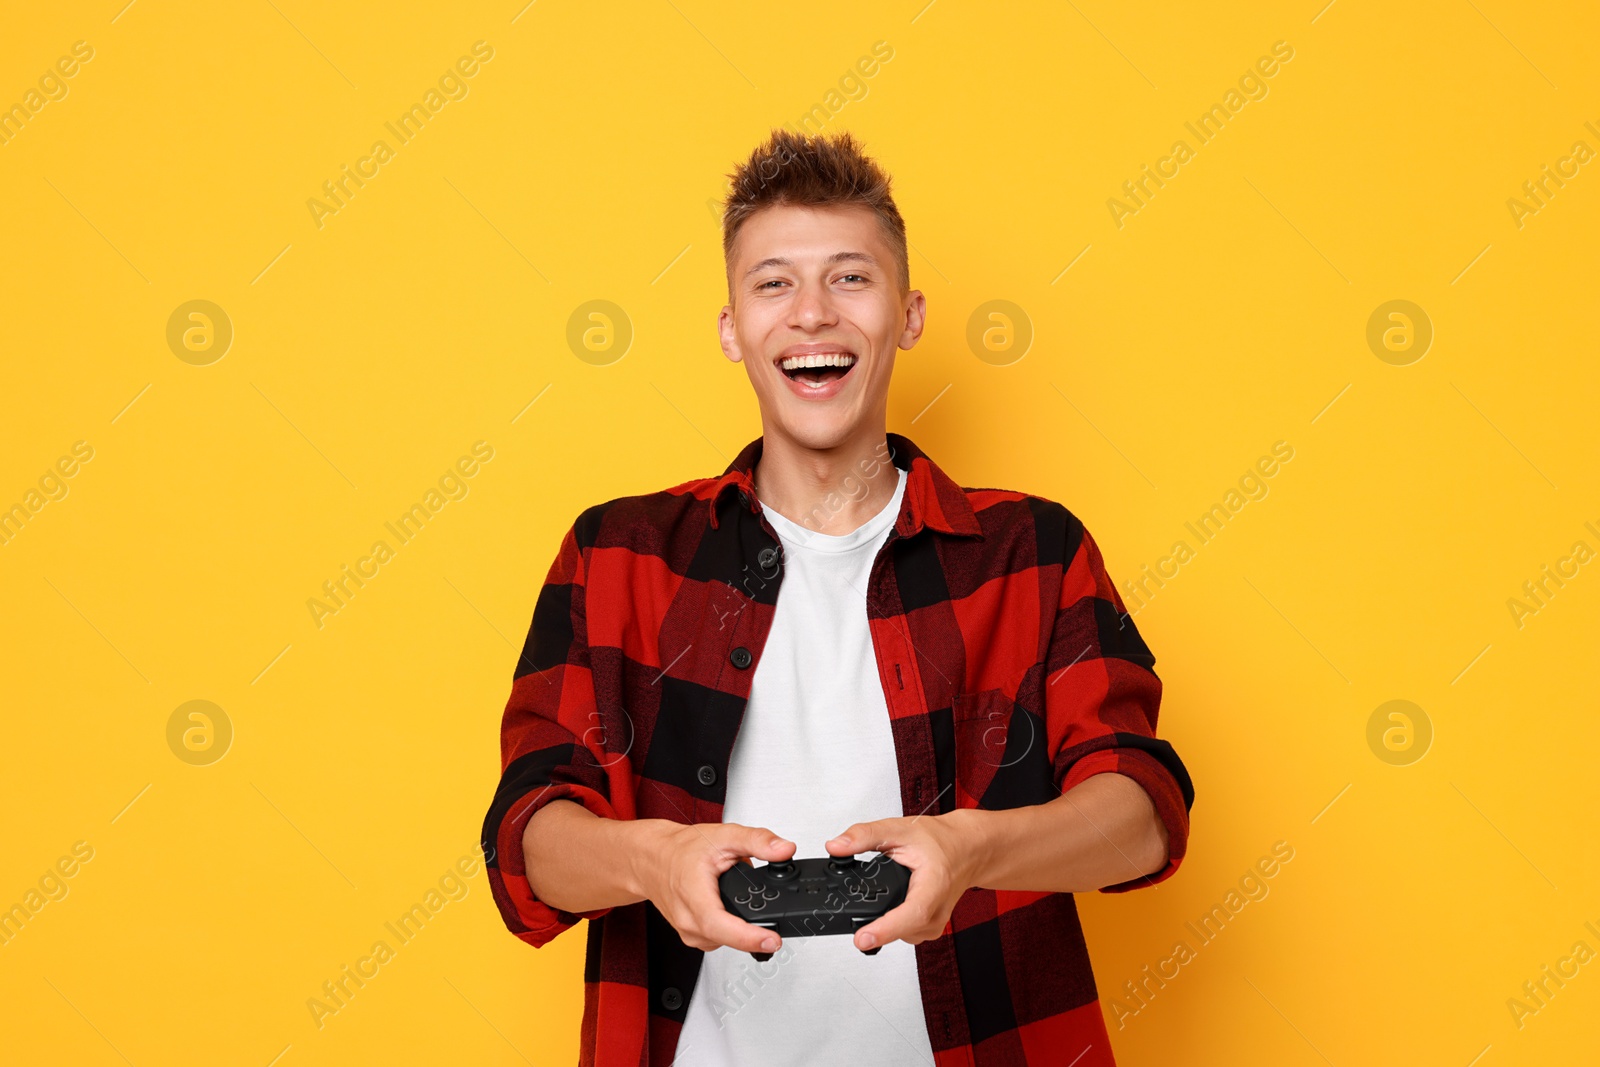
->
[719, 303, 743, 363]
[897, 290, 927, 351]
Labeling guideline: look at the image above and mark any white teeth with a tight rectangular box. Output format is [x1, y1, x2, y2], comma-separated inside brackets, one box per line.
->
[779, 352, 857, 372]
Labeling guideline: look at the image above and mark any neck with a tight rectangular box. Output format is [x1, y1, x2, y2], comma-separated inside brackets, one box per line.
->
[751, 425, 899, 536]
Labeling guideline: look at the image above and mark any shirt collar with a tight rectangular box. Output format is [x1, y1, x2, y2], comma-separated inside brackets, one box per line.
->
[706, 432, 984, 539]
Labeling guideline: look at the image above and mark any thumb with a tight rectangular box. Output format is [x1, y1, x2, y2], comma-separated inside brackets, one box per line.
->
[741, 826, 796, 862]
[826, 820, 885, 856]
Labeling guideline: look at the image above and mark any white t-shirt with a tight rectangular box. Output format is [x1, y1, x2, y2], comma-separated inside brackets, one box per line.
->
[676, 466, 935, 1066]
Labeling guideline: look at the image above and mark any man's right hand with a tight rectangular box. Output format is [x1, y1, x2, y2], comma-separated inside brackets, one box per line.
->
[634, 820, 796, 954]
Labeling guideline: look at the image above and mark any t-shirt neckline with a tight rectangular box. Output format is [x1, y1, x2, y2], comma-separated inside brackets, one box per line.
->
[760, 466, 906, 554]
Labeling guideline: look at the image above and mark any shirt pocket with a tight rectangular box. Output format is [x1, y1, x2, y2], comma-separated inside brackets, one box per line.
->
[952, 689, 1033, 808]
[947, 694, 1011, 809]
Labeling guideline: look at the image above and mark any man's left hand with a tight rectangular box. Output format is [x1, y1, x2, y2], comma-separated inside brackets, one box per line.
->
[824, 810, 983, 953]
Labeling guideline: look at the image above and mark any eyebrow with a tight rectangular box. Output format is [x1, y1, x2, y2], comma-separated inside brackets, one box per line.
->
[742, 250, 880, 280]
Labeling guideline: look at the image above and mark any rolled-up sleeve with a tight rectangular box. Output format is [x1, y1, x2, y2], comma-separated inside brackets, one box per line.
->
[1043, 516, 1194, 893]
[481, 507, 634, 947]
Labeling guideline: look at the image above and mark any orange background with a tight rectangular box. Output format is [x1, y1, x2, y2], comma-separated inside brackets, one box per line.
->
[2, 1, 1596, 1063]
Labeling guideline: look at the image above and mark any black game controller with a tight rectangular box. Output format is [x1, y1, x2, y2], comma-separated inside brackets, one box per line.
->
[718, 854, 911, 960]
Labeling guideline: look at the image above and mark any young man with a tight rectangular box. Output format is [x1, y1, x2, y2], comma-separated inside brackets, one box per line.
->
[482, 129, 1194, 1066]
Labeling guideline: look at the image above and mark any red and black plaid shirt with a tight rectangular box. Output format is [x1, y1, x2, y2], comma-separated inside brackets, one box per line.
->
[482, 432, 1194, 1066]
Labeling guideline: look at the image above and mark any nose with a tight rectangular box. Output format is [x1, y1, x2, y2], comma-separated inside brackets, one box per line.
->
[789, 278, 839, 332]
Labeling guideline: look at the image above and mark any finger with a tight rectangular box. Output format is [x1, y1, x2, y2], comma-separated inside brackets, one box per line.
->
[734, 826, 796, 863]
[700, 905, 782, 955]
[853, 894, 933, 951]
[825, 820, 887, 855]
[853, 871, 938, 950]
[853, 900, 906, 951]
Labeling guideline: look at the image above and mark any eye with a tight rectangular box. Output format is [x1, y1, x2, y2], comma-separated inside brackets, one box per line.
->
[757, 279, 785, 290]
[839, 273, 867, 283]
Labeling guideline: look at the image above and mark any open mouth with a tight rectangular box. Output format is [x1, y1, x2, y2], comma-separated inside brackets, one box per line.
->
[777, 351, 858, 389]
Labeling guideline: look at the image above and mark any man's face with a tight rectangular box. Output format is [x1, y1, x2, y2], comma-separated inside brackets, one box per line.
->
[719, 204, 925, 452]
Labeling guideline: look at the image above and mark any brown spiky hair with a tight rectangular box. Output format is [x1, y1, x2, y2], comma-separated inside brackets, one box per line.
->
[720, 128, 909, 302]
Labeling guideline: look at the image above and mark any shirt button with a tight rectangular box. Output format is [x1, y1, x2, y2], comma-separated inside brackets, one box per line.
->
[730, 646, 752, 669]
[661, 986, 683, 1011]
[757, 546, 779, 569]
[697, 764, 717, 787]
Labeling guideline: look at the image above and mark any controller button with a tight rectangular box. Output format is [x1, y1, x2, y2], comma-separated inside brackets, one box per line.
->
[747, 898, 765, 911]
[766, 862, 796, 880]
[759, 888, 779, 900]
[828, 857, 858, 872]
[844, 877, 886, 901]
[734, 891, 753, 905]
